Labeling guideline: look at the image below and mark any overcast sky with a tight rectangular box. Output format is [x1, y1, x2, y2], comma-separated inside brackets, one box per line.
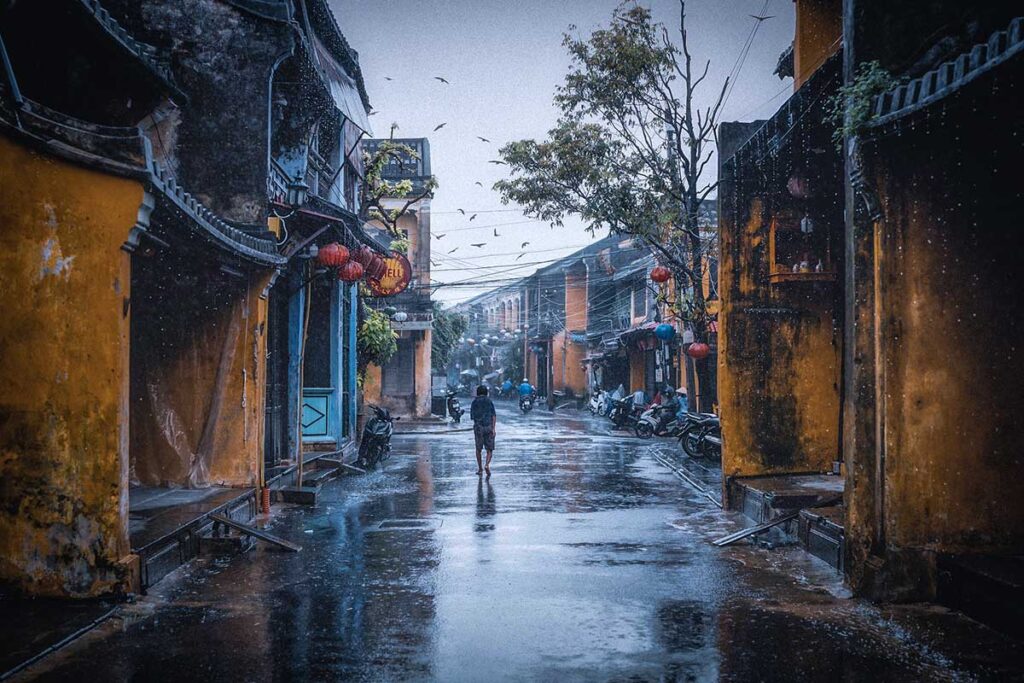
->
[333, 0, 795, 305]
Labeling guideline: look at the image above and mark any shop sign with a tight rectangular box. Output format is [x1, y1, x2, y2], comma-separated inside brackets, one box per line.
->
[367, 252, 412, 296]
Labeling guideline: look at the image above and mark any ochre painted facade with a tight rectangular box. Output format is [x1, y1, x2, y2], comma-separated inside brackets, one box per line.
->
[0, 136, 141, 597]
[793, 0, 842, 86]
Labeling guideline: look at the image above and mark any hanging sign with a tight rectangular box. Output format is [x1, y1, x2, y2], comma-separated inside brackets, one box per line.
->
[366, 252, 412, 297]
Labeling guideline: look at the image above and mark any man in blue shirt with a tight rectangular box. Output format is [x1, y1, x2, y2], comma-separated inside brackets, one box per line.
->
[501, 378, 514, 399]
[518, 378, 535, 397]
[470, 385, 497, 476]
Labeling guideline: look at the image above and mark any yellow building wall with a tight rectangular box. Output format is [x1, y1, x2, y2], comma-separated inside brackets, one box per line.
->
[718, 197, 840, 483]
[629, 350, 645, 393]
[0, 136, 140, 597]
[794, 0, 842, 87]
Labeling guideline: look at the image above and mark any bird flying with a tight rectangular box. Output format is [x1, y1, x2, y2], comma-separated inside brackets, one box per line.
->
[432, 233, 446, 240]
[474, 181, 483, 187]
[434, 76, 449, 84]
[521, 241, 530, 248]
[471, 243, 486, 248]
[368, 110, 379, 116]
[384, 76, 393, 81]
[516, 253, 526, 261]
[488, 160, 506, 165]
[469, 214, 477, 221]
[457, 208, 466, 215]
[448, 247, 459, 254]
[477, 136, 491, 143]
[493, 229, 500, 237]
[433, 122, 447, 131]
[749, 14, 775, 21]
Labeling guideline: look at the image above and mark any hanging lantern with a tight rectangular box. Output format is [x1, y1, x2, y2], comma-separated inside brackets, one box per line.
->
[467, 338, 476, 346]
[338, 260, 364, 282]
[353, 245, 375, 266]
[655, 323, 676, 341]
[316, 242, 349, 268]
[365, 254, 387, 280]
[650, 265, 671, 283]
[686, 341, 710, 360]
[393, 311, 408, 323]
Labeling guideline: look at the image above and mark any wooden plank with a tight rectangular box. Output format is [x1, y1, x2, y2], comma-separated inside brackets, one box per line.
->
[209, 513, 301, 552]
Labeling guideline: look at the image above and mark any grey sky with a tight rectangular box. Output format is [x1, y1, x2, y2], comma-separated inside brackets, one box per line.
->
[333, 0, 795, 305]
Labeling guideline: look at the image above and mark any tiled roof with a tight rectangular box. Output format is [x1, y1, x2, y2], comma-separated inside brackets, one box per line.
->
[870, 16, 1023, 127]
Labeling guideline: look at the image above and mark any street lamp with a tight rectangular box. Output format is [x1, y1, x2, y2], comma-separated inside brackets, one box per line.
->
[286, 174, 309, 206]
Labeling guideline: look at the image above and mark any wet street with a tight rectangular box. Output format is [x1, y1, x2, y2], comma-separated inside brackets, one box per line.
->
[20, 406, 1022, 682]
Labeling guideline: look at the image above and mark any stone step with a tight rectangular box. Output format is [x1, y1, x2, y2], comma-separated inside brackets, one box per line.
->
[937, 554, 1024, 639]
[798, 506, 845, 571]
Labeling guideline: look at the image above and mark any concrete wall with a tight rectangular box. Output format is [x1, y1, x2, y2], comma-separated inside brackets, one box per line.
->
[0, 137, 140, 597]
[794, 0, 842, 87]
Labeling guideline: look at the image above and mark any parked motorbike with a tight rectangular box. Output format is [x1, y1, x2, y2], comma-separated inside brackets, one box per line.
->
[519, 394, 535, 413]
[446, 390, 465, 423]
[678, 412, 721, 459]
[635, 404, 684, 439]
[356, 404, 399, 470]
[609, 397, 643, 431]
[588, 390, 609, 416]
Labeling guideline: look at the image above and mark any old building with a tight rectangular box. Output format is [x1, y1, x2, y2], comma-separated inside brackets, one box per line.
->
[718, 0, 1024, 630]
[0, 0, 379, 597]
[361, 137, 435, 418]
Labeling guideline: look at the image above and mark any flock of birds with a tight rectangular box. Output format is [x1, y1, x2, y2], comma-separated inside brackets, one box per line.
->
[374, 73, 534, 269]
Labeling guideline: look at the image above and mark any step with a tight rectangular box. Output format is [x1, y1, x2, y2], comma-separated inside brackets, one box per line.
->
[798, 505, 845, 571]
[937, 554, 1024, 639]
[301, 466, 339, 487]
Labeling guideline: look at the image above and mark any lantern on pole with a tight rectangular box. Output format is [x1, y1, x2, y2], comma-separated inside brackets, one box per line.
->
[316, 242, 349, 268]
[650, 265, 671, 283]
[686, 341, 710, 360]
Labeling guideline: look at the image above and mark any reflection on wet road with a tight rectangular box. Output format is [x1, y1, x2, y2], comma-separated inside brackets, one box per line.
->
[23, 406, 1022, 681]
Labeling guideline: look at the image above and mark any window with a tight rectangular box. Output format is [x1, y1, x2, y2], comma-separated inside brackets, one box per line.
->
[631, 279, 647, 318]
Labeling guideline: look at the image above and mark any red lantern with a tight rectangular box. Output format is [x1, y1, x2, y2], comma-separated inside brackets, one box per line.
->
[338, 260, 364, 282]
[686, 342, 710, 360]
[353, 245, 375, 267]
[650, 265, 671, 283]
[365, 254, 387, 280]
[316, 242, 349, 267]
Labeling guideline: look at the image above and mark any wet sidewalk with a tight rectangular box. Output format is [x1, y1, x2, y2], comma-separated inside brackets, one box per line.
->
[15, 405, 1023, 681]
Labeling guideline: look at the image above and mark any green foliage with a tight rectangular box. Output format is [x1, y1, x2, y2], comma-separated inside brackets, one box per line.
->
[430, 303, 468, 375]
[825, 61, 899, 150]
[362, 139, 439, 237]
[357, 307, 397, 379]
[389, 236, 410, 255]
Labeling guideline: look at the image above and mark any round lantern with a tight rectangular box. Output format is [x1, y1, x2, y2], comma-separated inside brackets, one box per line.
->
[655, 323, 676, 341]
[353, 245, 375, 266]
[650, 265, 671, 283]
[393, 311, 408, 323]
[686, 341, 710, 360]
[338, 260, 364, 282]
[467, 338, 476, 346]
[365, 254, 387, 280]
[317, 242, 349, 268]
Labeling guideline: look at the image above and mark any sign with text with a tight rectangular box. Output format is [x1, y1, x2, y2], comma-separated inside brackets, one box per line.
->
[367, 252, 412, 297]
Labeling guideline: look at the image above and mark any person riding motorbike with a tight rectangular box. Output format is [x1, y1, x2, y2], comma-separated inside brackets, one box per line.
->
[518, 378, 535, 398]
[501, 378, 514, 399]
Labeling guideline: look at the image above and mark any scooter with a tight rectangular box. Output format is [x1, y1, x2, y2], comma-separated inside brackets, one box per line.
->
[609, 396, 643, 431]
[446, 389, 465, 423]
[635, 404, 683, 439]
[678, 412, 721, 459]
[519, 394, 535, 413]
[588, 390, 609, 415]
[356, 404, 399, 470]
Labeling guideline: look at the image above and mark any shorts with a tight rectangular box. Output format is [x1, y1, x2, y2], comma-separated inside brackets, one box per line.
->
[473, 424, 495, 451]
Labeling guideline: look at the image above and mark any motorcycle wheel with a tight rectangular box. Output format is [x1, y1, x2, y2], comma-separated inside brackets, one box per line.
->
[635, 422, 654, 439]
[679, 425, 703, 458]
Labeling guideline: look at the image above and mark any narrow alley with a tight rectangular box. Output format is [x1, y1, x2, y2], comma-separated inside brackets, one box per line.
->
[15, 406, 1021, 682]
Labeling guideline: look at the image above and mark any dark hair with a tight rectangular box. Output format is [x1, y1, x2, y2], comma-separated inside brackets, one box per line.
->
[476, 385, 488, 396]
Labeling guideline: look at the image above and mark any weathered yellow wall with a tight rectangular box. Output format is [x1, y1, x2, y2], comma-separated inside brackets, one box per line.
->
[629, 350, 645, 393]
[414, 329, 432, 417]
[719, 197, 841, 483]
[130, 253, 270, 488]
[794, 0, 842, 87]
[0, 136, 140, 597]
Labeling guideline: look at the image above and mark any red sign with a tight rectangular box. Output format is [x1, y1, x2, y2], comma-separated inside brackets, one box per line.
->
[366, 252, 412, 296]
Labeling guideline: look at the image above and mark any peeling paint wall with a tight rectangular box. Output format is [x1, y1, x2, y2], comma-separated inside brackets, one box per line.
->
[130, 251, 271, 488]
[0, 136, 141, 597]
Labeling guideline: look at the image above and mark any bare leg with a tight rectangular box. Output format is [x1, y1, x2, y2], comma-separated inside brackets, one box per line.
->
[475, 448, 483, 474]
[485, 450, 493, 475]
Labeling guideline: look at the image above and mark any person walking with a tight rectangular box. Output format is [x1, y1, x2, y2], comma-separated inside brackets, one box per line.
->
[470, 385, 497, 476]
